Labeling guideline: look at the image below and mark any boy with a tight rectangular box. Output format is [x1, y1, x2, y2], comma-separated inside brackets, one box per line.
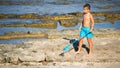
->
[76, 4, 94, 56]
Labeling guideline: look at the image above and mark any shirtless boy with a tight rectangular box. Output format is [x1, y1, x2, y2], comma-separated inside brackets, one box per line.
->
[76, 4, 94, 56]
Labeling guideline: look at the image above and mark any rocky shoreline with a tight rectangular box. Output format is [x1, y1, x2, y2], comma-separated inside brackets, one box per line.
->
[0, 35, 120, 68]
[0, 0, 120, 67]
[0, 12, 120, 28]
[0, 28, 120, 40]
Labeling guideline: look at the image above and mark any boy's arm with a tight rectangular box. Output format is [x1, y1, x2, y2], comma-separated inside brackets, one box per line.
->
[78, 17, 82, 31]
[79, 21, 82, 31]
[90, 14, 94, 32]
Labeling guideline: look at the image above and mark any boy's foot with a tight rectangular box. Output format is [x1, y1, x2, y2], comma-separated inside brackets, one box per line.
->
[75, 51, 80, 54]
[87, 53, 92, 56]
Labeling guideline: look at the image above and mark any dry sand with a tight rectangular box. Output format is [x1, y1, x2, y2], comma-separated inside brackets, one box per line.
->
[0, 36, 120, 68]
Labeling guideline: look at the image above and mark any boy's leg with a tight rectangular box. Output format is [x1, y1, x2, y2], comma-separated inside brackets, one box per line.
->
[87, 38, 93, 56]
[76, 38, 83, 54]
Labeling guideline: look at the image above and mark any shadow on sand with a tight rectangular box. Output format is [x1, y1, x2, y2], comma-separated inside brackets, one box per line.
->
[59, 38, 89, 56]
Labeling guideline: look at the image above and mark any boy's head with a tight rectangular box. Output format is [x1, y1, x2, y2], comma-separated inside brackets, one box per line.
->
[83, 3, 91, 13]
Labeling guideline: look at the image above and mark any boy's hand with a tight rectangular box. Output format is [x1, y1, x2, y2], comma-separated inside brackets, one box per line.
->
[90, 29, 93, 32]
[79, 28, 81, 31]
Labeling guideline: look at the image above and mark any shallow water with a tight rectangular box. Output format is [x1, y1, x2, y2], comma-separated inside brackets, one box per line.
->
[0, 19, 41, 24]
[0, 38, 29, 44]
[0, 20, 120, 35]
[0, 0, 120, 15]
[0, 0, 120, 44]
[0, 20, 120, 44]
[95, 20, 120, 29]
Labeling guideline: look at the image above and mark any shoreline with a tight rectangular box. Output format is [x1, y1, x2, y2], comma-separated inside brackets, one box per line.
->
[0, 28, 120, 40]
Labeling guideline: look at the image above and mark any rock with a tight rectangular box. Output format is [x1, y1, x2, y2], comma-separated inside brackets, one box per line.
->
[0, 14, 17, 19]
[0, 20, 57, 28]
[21, 62, 42, 66]
[17, 46, 46, 62]
[39, 15, 76, 20]
[0, 34, 48, 40]
[97, 6, 113, 9]
[104, 14, 113, 18]
[95, 19, 104, 23]
[3, 47, 22, 64]
[0, 14, 8, 19]
[18, 51, 46, 62]
[18, 14, 38, 19]
[3, 46, 46, 63]
[0, 30, 48, 40]
[59, 19, 79, 27]
[67, 12, 83, 16]
[92, 12, 105, 16]
[24, 20, 57, 28]
[0, 54, 5, 63]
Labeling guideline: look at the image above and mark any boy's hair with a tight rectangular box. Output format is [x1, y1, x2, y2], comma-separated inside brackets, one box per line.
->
[84, 3, 91, 10]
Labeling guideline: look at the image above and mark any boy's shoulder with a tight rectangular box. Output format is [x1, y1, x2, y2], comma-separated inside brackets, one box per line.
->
[89, 12, 92, 15]
[89, 12, 93, 17]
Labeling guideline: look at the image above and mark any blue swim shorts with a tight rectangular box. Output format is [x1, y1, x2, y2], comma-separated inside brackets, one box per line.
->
[80, 26, 93, 38]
